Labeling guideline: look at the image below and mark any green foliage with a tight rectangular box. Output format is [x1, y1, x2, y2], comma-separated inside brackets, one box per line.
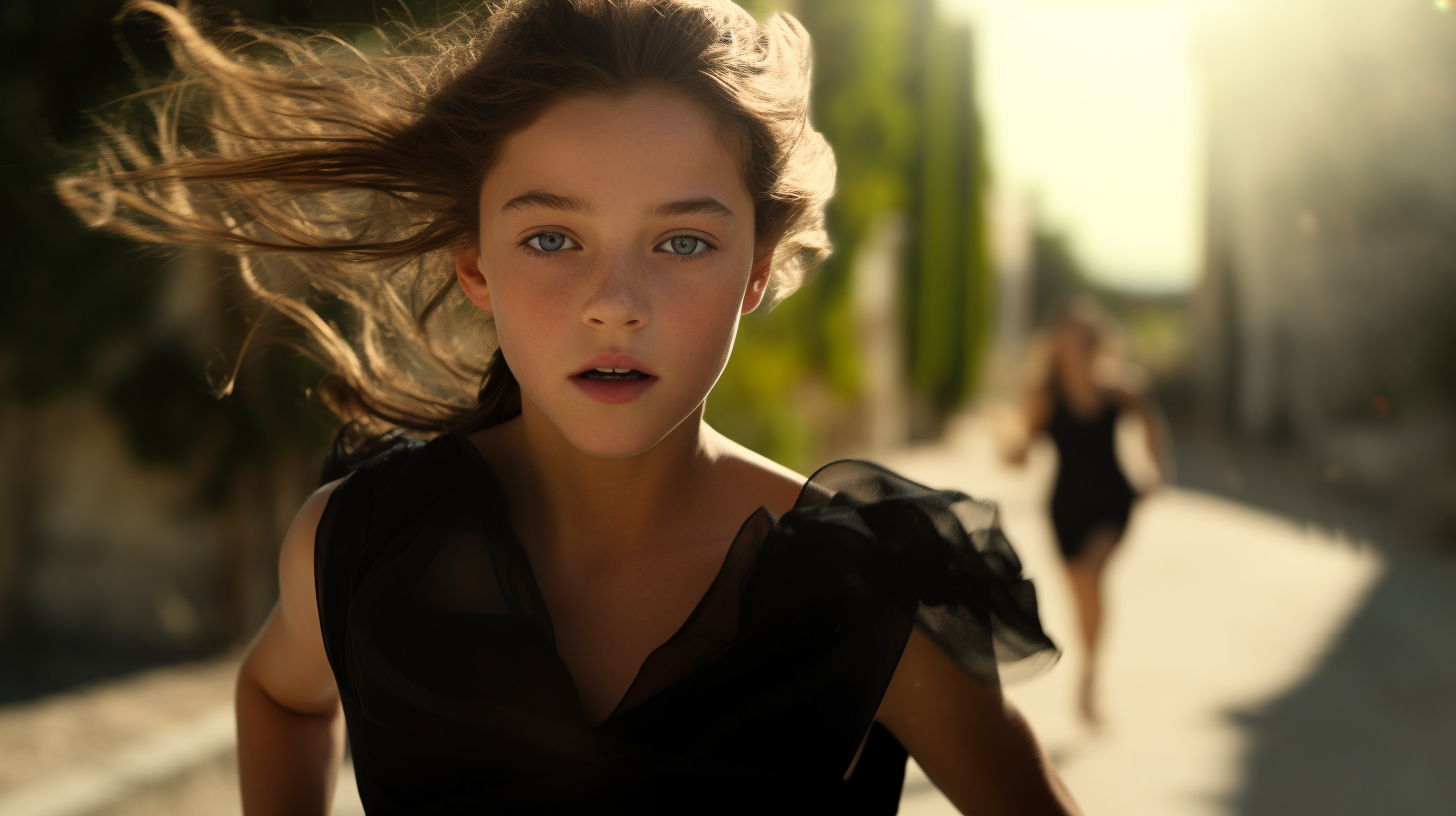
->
[713, 0, 995, 453]
[734, 0, 780, 20]
[706, 304, 819, 471]
[904, 19, 991, 433]
[712, 0, 922, 466]
[796, 0, 920, 398]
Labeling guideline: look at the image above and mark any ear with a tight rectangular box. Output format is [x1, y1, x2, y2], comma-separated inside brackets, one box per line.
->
[740, 248, 775, 315]
[455, 248, 492, 313]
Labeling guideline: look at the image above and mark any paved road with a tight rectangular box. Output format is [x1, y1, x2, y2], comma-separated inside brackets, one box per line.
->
[885, 416, 1456, 816]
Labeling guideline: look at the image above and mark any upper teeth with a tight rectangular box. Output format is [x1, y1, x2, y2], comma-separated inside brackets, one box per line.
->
[595, 367, 632, 374]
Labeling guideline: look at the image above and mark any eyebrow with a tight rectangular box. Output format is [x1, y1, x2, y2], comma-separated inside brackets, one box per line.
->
[500, 191, 736, 220]
[500, 190, 594, 215]
[651, 197, 736, 219]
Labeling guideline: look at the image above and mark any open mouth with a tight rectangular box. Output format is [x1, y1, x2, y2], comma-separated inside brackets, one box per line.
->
[576, 367, 652, 381]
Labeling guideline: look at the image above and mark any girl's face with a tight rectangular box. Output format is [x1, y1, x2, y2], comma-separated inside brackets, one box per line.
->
[457, 91, 772, 458]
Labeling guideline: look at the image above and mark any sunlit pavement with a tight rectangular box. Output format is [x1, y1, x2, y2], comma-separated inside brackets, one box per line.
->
[881, 415, 1456, 816]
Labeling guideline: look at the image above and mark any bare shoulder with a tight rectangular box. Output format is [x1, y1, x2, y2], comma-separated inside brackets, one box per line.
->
[272, 477, 349, 652]
[1094, 358, 1150, 407]
[702, 426, 807, 518]
[273, 477, 348, 646]
[240, 477, 347, 715]
[279, 477, 346, 580]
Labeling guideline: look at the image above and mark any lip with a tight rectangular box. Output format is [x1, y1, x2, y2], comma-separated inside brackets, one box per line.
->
[573, 354, 657, 378]
[571, 353, 658, 405]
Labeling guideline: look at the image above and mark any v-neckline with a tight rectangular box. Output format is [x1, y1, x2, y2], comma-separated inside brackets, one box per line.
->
[446, 433, 790, 728]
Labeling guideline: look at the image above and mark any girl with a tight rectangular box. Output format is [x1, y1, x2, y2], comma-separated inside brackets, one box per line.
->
[60, 1, 1081, 812]
[1008, 301, 1168, 728]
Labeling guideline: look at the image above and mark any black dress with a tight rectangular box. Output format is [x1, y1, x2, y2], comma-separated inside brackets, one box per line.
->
[1047, 390, 1137, 559]
[314, 434, 1057, 814]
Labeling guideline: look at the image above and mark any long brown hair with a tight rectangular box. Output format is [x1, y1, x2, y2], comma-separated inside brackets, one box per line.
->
[58, 0, 835, 440]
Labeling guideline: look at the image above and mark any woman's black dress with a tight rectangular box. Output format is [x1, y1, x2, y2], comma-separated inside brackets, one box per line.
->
[314, 434, 1057, 814]
[1047, 391, 1137, 559]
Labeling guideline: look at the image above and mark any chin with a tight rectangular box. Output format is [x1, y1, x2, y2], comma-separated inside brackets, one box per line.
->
[527, 394, 687, 459]
[559, 420, 676, 459]
[523, 381, 708, 459]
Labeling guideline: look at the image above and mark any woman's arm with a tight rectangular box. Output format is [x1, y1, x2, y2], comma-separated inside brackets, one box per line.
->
[1134, 395, 1170, 483]
[1112, 376, 1171, 484]
[1004, 390, 1051, 467]
[1137, 394, 1170, 483]
[236, 482, 347, 816]
[875, 628, 1082, 816]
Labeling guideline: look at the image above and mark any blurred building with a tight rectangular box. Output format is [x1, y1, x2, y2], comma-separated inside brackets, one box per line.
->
[0, 253, 319, 669]
[1194, 0, 1456, 521]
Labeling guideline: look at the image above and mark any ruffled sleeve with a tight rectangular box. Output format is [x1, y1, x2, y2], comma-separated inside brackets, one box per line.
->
[779, 460, 1059, 685]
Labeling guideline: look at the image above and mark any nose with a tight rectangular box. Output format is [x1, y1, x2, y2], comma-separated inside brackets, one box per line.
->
[581, 252, 650, 331]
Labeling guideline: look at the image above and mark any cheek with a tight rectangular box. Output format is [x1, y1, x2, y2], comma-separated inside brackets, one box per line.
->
[481, 263, 571, 365]
[659, 274, 744, 369]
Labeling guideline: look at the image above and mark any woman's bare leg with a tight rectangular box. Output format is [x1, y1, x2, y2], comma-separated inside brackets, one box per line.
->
[1065, 526, 1122, 727]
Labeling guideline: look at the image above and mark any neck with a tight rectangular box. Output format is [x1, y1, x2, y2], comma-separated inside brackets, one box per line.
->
[494, 398, 722, 567]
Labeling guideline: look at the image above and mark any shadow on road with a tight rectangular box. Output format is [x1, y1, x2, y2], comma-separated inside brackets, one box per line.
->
[1170, 429, 1415, 552]
[1173, 429, 1456, 815]
[1227, 547, 1456, 815]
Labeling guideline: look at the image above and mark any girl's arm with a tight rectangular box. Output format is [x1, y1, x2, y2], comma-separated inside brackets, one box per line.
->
[876, 628, 1082, 816]
[236, 482, 346, 816]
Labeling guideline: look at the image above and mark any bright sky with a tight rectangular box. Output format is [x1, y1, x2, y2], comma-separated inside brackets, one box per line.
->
[944, 0, 1205, 293]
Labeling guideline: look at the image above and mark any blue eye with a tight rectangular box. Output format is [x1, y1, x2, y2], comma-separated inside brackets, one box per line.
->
[659, 235, 708, 257]
[526, 232, 575, 253]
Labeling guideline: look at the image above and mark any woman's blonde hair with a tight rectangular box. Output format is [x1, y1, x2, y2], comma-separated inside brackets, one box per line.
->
[58, 0, 836, 438]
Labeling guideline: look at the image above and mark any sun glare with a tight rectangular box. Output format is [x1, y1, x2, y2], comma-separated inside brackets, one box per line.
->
[945, 0, 1206, 292]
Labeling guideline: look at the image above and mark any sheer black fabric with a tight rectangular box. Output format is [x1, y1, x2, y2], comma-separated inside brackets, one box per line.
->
[1047, 393, 1136, 559]
[314, 434, 1057, 814]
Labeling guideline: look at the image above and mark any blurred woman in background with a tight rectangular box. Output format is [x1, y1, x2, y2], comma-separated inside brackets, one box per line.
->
[1007, 300, 1168, 728]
